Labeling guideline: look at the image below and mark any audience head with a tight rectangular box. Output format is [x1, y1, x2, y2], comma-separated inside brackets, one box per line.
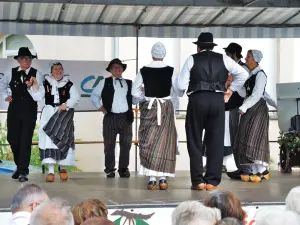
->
[255, 208, 300, 225]
[172, 200, 221, 225]
[81, 217, 115, 225]
[204, 190, 246, 223]
[285, 186, 300, 215]
[30, 198, 74, 225]
[72, 198, 108, 225]
[216, 217, 243, 225]
[11, 183, 49, 213]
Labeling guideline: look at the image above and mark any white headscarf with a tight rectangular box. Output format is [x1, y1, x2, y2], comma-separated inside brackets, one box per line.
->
[151, 42, 166, 59]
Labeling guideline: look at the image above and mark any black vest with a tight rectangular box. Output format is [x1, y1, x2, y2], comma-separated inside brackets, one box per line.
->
[43, 79, 73, 107]
[225, 60, 248, 111]
[187, 51, 228, 93]
[101, 77, 133, 123]
[140, 66, 173, 98]
[244, 70, 266, 97]
[9, 67, 38, 112]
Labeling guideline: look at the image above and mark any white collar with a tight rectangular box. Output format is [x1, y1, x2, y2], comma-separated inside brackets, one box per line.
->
[146, 61, 167, 68]
[250, 65, 263, 75]
[10, 211, 31, 225]
[17, 67, 31, 75]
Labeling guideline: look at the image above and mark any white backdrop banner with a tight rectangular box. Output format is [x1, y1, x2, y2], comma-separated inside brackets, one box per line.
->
[0, 59, 111, 111]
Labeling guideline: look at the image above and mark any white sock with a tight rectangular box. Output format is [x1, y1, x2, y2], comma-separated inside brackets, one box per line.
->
[251, 164, 258, 174]
[59, 165, 66, 170]
[223, 155, 231, 166]
[149, 176, 156, 182]
[256, 164, 266, 173]
[160, 176, 166, 180]
[48, 164, 54, 174]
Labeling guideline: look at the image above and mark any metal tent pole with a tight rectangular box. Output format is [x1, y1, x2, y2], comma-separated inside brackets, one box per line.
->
[134, 26, 140, 172]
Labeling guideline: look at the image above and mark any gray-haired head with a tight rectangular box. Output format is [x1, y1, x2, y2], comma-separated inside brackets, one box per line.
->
[11, 183, 48, 213]
[256, 208, 300, 225]
[250, 49, 263, 63]
[172, 201, 221, 225]
[286, 186, 300, 215]
[30, 198, 74, 225]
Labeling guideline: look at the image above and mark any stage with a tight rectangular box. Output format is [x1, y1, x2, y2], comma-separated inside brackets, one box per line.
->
[0, 170, 299, 210]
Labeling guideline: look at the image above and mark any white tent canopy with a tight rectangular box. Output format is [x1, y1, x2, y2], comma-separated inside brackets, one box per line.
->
[1, 0, 300, 38]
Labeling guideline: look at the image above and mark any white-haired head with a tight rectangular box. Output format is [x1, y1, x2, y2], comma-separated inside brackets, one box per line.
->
[286, 186, 300, 215]
[11, 183, 48, 213]
[30, 198, 74, 225]
[172, 201, 221, 225]
[256, 208, 300, 225]
[151, 42, 166, 59]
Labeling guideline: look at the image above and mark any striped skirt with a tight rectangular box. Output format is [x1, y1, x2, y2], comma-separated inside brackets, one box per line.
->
[139, 99, 177, 174]
[233, 98, 269, 165]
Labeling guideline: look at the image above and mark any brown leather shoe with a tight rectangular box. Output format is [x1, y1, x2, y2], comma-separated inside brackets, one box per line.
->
[159, 180, 168, 190]
[46, 173, 55, 182]
[241, 174, 250, 182]
[191, 183, 206, 190]
[206, 184, 217, 191]
[147, 181, 157, 190]
[59, 169, 68, 181]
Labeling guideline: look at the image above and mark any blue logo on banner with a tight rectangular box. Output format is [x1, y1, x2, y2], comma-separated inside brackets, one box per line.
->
[80, 75, 104, 97]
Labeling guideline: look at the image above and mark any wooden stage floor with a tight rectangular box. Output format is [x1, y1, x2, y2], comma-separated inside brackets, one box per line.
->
[0, 171, 299, 210]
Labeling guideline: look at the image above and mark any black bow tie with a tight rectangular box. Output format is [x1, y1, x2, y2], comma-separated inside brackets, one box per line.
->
[115, 78, 123, 88]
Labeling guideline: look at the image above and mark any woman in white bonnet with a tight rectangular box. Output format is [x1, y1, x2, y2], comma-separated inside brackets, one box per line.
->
[132, 42, 182, 190]
[233, 49, 270, 183]
[32, 62, 80, 182]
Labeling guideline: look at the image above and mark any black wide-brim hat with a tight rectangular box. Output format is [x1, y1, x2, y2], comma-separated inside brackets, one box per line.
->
[106, 58, 127, 72]
[14, 47, 37, 60]
[223, 43, 243, 58]
[193, 32, 217, 46]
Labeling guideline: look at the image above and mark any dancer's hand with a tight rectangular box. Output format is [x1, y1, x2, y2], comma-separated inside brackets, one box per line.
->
[59, 103, 67, 112]
[25, 76, 33, 87]
[5, 96, 12, 102]
[31, 77, 39, 90]
[224, 88, 233, 103]
[239, 109, 244, 115]
[100, 106, 107, 114]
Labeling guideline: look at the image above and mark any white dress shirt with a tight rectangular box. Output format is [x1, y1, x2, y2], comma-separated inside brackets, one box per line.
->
[9, 212, 31, 225]
[91, 76, 138, 113]
[0, 66, 44, 101]
[177, 51, 248, 94]
[237, 61, 277, 109]
[239, 66, 268, 113]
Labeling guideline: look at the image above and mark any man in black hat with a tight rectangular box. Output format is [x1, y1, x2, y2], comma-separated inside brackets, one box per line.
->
[223, 42, 277, 180]
[91, 58, 137, 178]
[0, 47, 43, 182]
[176, 33, 248, 191]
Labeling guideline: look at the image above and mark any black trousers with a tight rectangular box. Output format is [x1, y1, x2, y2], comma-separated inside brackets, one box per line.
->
[186, 91, 225, 186]
[7, 106, 37, 175]
[103, 112, 132, 173]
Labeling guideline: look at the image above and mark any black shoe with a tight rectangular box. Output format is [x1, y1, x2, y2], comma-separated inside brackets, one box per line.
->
[0, 160, 2, 163]
[19, 174, 28, 182]
[12, 170, 20, 180]
[226, 169, 252, 180]
[222, 165, 227, 173]
[106, 171, 115, 178]
[118, 168, 130, 178]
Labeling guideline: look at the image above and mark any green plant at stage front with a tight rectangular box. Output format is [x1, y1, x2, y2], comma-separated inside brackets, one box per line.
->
[0, 120, 81, 172]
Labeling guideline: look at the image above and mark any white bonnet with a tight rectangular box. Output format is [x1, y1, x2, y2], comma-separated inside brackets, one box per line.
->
[251, 49, 263, 63]
[151, 42, 166, 59]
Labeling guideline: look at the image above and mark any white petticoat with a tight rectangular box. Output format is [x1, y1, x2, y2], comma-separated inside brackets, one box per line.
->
[39, 105, 75, 166]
